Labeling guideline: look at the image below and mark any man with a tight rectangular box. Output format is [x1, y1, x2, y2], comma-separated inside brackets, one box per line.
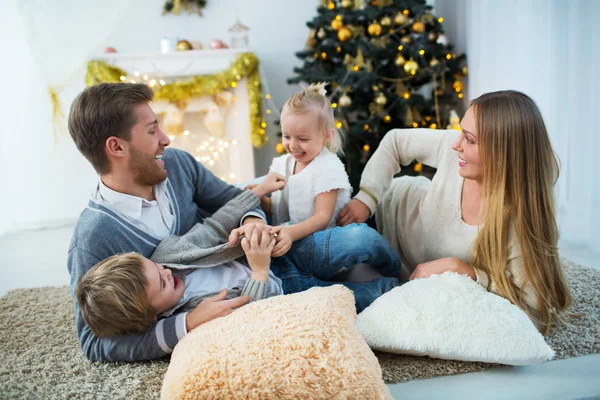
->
[68, 83, 272, 362]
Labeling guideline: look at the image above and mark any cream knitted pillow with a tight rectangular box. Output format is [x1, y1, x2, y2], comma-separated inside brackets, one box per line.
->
[356, 272, 554, 365]
[161, 285, 391, 400]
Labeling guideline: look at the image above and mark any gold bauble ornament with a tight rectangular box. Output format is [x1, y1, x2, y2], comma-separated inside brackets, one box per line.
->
[176, 40, 192, 51]
[452, 80, 464, 92]
[368, 22, 383, 36]
[331, 19, 344, 31]
[403, 59, 419, 74]
[395, 55, 406, 66]
[412, 21, 426, 33]
[317, 28, 326, 39]
[375, 92, 387, 106]
[394, 12, 409, 25]
[381, 16, 392, 27]
[401, 36, 412, 44]
[275, 142, 285, 154]
[428, 32, 437, 42]
[339, 93, 352, 107]
[338, 27, 352, 42]
[430, 57, 439, 67]
[462, 66, 469, 76]
[341, 0, 354, 8]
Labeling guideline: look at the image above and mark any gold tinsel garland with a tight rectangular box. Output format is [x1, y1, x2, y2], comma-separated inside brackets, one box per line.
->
[85, 52, 266, 148]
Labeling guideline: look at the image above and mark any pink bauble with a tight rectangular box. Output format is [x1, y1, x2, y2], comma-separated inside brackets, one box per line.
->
[104, 47, 117, 53]
[209, 39, 229, 49]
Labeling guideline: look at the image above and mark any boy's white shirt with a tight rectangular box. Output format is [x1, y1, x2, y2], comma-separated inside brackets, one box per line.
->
[269, 148, 352, 227]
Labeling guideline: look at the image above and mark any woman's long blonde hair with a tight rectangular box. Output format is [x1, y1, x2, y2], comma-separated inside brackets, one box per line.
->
[470, 90, 571, 334]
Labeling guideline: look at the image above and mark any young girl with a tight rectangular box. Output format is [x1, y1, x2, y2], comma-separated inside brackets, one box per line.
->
[245, 83, 403, 312]
[262, 83, 352, 256]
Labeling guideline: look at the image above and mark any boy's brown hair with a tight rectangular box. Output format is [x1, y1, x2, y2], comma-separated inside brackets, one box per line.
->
[75, 252, 156, 337]
[68, 82, 154, 174]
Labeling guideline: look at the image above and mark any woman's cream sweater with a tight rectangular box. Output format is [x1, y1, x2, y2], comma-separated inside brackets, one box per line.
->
[355, 128, 537, 310]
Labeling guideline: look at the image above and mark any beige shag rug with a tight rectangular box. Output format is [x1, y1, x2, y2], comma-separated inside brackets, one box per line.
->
[1, 259, 598, 399]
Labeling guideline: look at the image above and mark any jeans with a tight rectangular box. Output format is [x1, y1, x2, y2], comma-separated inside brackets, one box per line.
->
[271, 223, 402, 313]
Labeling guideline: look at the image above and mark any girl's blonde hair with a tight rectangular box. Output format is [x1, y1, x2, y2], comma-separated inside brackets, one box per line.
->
[470, 90, 572, 334]
[281, 82, 344, 154]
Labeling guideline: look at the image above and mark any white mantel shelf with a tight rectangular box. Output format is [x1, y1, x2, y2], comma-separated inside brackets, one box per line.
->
[96, 48, 250, 76]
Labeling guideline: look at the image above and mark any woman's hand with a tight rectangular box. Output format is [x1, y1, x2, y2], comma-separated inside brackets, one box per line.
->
[269, 225, 293, 257]
[409, 257, 476, 281]
[336, 199, 370, 226]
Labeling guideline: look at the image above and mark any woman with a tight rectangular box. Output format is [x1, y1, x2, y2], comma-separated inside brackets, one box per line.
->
[337, 90, 571, 334]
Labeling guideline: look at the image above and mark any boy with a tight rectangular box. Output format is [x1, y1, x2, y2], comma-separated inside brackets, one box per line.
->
[77, 226, 277, 337]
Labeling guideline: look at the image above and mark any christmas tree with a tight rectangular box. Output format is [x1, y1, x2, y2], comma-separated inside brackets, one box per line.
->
[284, 0, 467, 192]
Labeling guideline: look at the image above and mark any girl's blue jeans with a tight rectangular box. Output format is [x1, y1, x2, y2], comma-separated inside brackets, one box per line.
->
[271, 223, 402, 313]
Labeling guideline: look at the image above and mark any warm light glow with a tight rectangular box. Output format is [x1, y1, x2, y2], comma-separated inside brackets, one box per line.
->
[236, 74, 241, 80]
[332, 103, 338, 108]
[384, 115, 391, 122]
[446, 54, 452, 60]
[231, 81, 237, 88]
[397, 45, 403, 51]
[261, 122, 267, 128]
[410, 70, 416, 75]
[430, 123, 437, 129]
[403, 9, 409, 15]
[412, 122, 419, 128]
[363, 124, 370, 131]
[159, 80, 166, 85]
[321, 52, 327, 59]
[195, 156, 201, 161]
[168, 135, 175, 140]
[143, 74, 148, 80]
[353, 65, 359, 71]
[403, 93, 410, 99]
[328, 1, 335, 9]
[224, 142, 230, 148]
[419, 49, 425, 55]
[363, 144, 370, 152]
[266, 109, 272, 114]
[336, 121, 343, 128]
[335, 15, 342, 20]
[458, 93, 464, 99]
[438, 17, 444, 23]
[229, 173, 236, 179]
[336, 47, 341, 53]
[265, 94, 271, 99]
[209, 160, 215, 166]
[184, 130, 190, 136]
[232, 140, 238, 145]
[130, 80, 136, 83]
[120, 76, 126, 81]
[133, 71, 140, 77]
[149, 79, 157, 87]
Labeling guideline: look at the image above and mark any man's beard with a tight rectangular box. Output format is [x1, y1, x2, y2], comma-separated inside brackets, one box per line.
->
[128, 146, 167, 187]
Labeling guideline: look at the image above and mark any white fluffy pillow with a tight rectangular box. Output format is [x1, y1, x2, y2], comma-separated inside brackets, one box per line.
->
[356, 271, 554, 365]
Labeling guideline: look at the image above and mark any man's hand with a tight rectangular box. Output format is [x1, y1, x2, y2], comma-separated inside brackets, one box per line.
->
[269, 225, 293, 258]
[241, 227, 276, 281]
[250, 172, 286, 198]
[336, 199, 370, 226]
[185, 289, 250, 331]
[229, 222, 272, 246]
[409, 257, 476, 281]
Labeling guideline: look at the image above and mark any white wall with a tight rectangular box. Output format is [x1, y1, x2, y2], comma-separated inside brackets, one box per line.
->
[0, 0, 319, 235]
